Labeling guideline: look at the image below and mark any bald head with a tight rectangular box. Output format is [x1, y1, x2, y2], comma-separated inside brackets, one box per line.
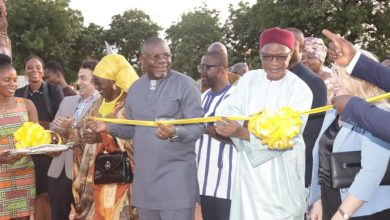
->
[382, 55, 390, 67]
[141, 37, 169, 54]
[286, 27, 303, 40]
[207, 42, 228, 56]
[203, 51, 228, 68]
[231, 62, 249, 76]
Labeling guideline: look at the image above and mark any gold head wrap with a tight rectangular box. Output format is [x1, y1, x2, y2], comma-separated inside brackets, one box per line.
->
[93, 54, 139, 91]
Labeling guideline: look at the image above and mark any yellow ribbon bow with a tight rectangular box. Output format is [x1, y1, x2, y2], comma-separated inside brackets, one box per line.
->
[14, 122, 62, 149]
[248, 107, 302, 150]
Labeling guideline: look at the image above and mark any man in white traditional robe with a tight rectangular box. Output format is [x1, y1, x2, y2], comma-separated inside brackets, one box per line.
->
[215, 27, 313, 219]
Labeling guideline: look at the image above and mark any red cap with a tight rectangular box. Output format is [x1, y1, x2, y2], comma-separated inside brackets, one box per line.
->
[259, 27, 295, 50]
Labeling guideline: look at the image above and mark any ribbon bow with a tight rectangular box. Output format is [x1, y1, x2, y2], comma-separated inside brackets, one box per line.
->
[248, 107, 301, 150]
[14, 122, 61, 149]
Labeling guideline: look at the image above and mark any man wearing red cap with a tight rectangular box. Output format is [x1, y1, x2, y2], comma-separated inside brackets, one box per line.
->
[214, 27, 313, 219]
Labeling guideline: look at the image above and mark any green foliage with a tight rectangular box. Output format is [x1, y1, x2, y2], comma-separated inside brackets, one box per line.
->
[225, 0, 390, 68]
[4, 0, 389, 82]
[105, 9, 161, 73]
[223, 2, 261, 69]
[165, 5, 224, 79]
[6, 0, 84, 82]
[71, 23, 106, 69]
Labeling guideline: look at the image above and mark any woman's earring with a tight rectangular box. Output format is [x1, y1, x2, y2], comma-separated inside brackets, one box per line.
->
[112, 84, 117, 91]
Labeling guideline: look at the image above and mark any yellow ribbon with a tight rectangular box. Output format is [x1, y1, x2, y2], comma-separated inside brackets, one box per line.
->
[300, 92, 390, 115]
[89, 116, 251, 127]
[14, 122, 62, 149]
[91, 92, 390, 150]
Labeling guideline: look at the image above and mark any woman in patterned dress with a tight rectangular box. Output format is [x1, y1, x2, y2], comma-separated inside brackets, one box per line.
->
[0, 54, 38, 220]
[70, 54, 139, 219]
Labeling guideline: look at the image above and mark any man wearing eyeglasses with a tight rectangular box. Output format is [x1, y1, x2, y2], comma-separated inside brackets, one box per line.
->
[87, 37, 205, 220]
[213, 27, 313, 219]
[195, 50, 238, 220]
[198, 42, 240, 93]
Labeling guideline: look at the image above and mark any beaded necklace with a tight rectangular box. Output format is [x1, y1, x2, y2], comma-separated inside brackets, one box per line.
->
[98, 89, 123, 117]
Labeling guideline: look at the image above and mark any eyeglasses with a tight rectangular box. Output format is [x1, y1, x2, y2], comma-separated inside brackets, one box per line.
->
[259, 52, 291, 64]
[197, 64, 220, 72]
[143, 53, 172, 62]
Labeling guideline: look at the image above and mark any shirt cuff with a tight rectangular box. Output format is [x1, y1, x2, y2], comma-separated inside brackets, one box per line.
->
[346, 51, 361, 74]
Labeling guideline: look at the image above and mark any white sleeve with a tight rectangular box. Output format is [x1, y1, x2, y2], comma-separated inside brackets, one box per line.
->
[346, 51, 362, 74]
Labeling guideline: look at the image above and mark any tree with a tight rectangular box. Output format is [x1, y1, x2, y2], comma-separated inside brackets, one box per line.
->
[224, 2, 261, 69]
[69, 23, 106, 74]
[6, 0, 84, 81]
[105, 9, 161, 72]
[225, 0, 389, 67]
[165, 4, 224, 79]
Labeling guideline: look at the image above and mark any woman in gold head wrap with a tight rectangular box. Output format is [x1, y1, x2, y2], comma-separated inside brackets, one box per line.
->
[71, 54, 139, 219]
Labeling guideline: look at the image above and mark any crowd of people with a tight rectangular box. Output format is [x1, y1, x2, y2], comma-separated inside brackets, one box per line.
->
[0, 26, 389, 220]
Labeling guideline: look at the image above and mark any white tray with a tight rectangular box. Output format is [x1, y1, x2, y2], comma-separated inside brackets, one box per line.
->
[10, 143, 73, 155]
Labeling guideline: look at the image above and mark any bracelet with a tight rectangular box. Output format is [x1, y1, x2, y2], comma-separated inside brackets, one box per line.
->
[338, 208, 350, 220]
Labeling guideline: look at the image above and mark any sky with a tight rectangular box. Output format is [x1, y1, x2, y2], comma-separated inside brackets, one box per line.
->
[69, 0, 256, 30]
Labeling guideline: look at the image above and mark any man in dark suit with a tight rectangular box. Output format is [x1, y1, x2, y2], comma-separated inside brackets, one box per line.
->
[323, 29, 390, 146]
[287, 27, 327, 187]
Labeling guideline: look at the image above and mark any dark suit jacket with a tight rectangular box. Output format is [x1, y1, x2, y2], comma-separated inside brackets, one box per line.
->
[342, 54, 390, 146]
[350, 54, 390, 92]
[290, 62, 327, 186]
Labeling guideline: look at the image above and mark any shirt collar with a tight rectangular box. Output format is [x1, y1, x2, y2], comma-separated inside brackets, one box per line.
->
[28, 84, 43, 95]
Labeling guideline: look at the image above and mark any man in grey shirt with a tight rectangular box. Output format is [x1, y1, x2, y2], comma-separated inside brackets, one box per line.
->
[88, 37, 204, 220]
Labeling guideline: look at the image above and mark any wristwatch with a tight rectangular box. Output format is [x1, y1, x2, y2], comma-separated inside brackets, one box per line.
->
[338, 208, 350, 219]
[168, 127, 180, 143]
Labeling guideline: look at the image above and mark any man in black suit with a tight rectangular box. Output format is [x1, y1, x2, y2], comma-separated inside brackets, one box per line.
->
[287, 27, 327, 187]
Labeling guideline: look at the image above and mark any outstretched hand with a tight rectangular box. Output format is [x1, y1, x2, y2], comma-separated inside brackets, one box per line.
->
[322, 29, 356, 67]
